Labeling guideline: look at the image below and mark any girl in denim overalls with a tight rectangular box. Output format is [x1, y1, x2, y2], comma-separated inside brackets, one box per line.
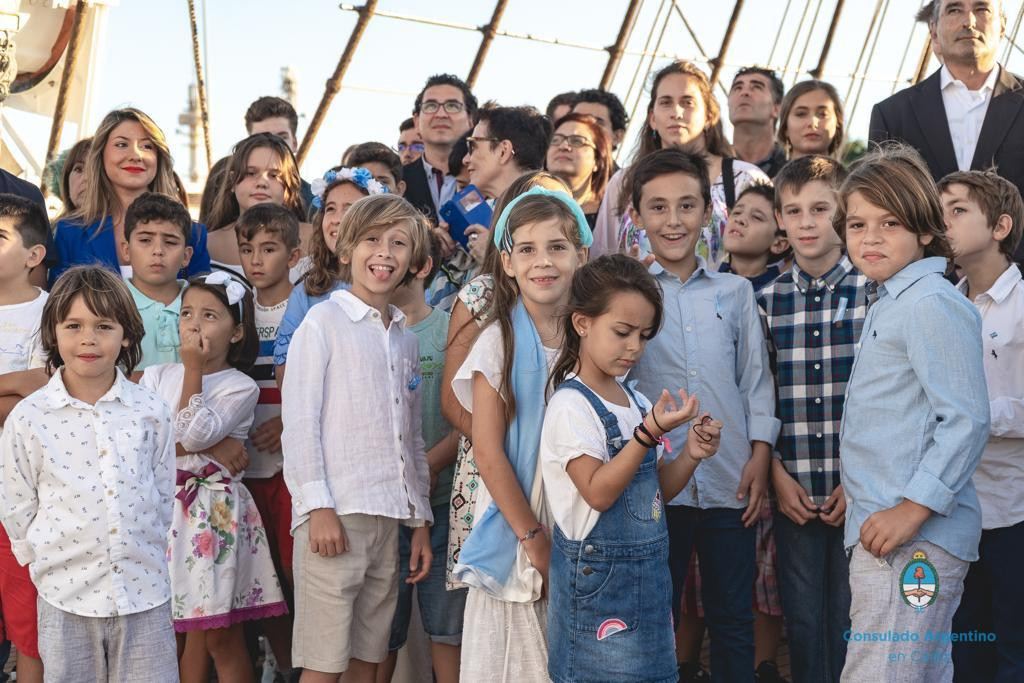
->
[540, 254, 723, 683]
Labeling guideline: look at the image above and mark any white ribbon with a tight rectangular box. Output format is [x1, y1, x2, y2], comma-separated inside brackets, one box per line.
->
[203, 271, 247, 307]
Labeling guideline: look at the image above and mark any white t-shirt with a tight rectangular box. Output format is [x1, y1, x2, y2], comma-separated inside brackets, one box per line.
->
[541, 379, 659, 540]
[451, 322, 558, 602]
[245, 299, 287, 478]
[0, 289, 48, 373]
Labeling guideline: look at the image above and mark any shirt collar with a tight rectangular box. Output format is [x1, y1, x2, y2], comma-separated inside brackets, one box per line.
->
[940, 64, 1000, 94]
[126, 279, 186, 312]
[790, 255, 854, 293]
[879, 256, 947, 299]
[44, 367, 134, 410]
[956, 262, 1023, 303]
[330, 288, 406, 327]
[649, 257, 711, 285]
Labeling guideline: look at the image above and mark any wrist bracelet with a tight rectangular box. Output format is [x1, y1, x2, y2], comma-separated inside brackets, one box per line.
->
[649, 410, 667, 434]
[637, 420, 659, 444]
[520, 523, 547, 542]
[633, 425, 657, 448]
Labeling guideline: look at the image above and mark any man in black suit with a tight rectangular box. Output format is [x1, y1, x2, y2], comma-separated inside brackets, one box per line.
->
[403, 74, 476, 250]
[869, 0, 1024, 262]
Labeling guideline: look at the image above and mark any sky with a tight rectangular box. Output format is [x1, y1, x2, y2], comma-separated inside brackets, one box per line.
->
[55, 0, 1024, 185]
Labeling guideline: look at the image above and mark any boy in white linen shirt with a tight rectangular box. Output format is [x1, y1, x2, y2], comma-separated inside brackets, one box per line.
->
[282, 194, 434, 682]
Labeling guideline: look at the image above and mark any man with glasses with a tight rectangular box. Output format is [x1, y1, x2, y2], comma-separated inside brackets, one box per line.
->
[404, 74, 478, 228]
[728, 66, 788, 178]
[397, 118, 425, 166]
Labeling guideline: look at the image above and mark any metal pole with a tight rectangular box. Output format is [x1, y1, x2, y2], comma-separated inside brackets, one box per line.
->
[466, 0, 508, 89]
[913, 35, 933, 84]
[810, 0, 845, 79]
[186, 0, 212, 173]
[671, 1, 728, 97]
[844, 0, 885, 102]
[709, 0, 745, 87]
[40, 0, 87, 197]
[297, 0, 378, 167]
[600, 0, 642, 90]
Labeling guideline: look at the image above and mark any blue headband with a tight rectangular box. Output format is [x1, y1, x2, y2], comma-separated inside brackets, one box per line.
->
[491, 186, 594, 252]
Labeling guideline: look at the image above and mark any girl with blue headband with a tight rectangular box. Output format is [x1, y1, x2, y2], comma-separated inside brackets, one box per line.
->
[450, 186, 591, 681]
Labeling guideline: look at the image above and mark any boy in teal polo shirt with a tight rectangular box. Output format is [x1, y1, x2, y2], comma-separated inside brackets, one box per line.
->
[118, 193, 192, 369]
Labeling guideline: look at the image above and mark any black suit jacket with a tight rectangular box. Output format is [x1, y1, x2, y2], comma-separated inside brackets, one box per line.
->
[869, 67, 1024, 263]
[402, 158, 439, 224]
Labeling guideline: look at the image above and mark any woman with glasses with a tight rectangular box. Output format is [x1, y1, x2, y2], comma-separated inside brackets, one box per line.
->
[545, 113, 612, 229]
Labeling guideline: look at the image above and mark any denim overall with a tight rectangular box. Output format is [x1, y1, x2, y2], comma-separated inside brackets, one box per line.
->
[547, 379, 677, 683]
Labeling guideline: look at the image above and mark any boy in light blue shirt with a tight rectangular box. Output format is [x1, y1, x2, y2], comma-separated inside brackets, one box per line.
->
[118, 193, 192, 370]
[837, 146, 989, 683]
[628, 148, 780, 682]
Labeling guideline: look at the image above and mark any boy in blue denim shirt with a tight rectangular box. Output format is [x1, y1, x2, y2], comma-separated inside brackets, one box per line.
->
[837, 146, 989, 683]
[629, 148, 780, 682]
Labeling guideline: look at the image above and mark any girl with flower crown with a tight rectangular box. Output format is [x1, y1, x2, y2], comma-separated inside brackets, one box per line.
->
[140, 273, 287, 682]
[204, 133, 311, 281]
[273, 166, 388, 385]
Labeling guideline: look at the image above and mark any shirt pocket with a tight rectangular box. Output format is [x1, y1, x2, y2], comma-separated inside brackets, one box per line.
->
[697, 293, 740, 352]
[114, 419, 154, 482]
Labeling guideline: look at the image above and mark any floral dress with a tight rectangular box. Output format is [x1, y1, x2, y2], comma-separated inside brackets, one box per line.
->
[446, 274, 494, 589]
[141, 363, 288, 631]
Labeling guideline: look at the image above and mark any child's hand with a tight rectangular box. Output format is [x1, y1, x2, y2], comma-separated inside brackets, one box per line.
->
[683, 413, 721, 461]
[309, 508, 347, 558]
[250, 416, 283, 454]
[522, 530, 551, 597]
[627, 243, 656, 268]
[738, 445, 771, 527]
[179, 329, 212, 369]
[772, 459, 819, 525]
[819, 484, 846, 527]
[208, 438, 248, 476]
[432, 222, 456, 259]
[650, 389, 700, 435]
[465, 224, 490, 264]
[859, 499, 931, 558]
[406, 526, 433, 584]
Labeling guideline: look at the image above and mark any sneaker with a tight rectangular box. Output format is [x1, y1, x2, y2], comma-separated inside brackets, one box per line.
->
[755, 660, 789, 683]
[678, 660, 712, 682]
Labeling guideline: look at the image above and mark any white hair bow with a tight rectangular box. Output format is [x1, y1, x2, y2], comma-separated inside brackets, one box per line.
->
[203, 271, 248, 308]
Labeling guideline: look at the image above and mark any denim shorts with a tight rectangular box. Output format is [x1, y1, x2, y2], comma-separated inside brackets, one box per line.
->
[388, 504, 468, 650]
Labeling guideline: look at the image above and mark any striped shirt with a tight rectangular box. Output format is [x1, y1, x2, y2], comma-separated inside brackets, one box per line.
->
[756, 255, 871, 505]
[245, 298, 287, 478]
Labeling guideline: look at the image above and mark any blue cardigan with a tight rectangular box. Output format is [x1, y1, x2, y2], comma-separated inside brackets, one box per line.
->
[50, 215, 212, 287]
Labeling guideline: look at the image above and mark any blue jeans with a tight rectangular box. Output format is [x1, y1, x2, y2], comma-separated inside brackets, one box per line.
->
[952, 520, 1024, 682]
[667, 505, 755, 683]
[387, 504, 467, 651]
[773, 510, 851, 683]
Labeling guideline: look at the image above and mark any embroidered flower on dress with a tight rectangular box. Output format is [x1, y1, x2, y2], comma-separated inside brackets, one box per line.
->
[193, 530, 215, 559]
[210, 500, 232, 531]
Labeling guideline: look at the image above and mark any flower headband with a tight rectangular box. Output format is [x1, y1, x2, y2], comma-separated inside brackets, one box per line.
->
[310, 166, 388, 210]
[492, 186, 594, 253]
[202, 271, 248, 320]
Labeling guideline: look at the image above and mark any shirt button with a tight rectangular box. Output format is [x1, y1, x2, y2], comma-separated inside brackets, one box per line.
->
[814, 363, 821, 370]
[395, 398, 399, 404]
[582, 566, 594, 576]
[584, 544, 594, 554]
[816, 433, 823, 439]
[100, 449, 108, 456]
[689, 370, 697, 377]
[110, 528, 118, 535]
[685, 325, 693, 333]
[813, 330, 820, 337]
[107, 489, 114, 496]
[817, 467, 824, 473]
[815, 398, 822, 404]
[398, 434, 403, 442]
[814, 296, 821, 302]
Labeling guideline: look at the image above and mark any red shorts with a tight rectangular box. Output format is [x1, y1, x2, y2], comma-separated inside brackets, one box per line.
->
[0, 523, 39, 658]
[244, 471, 294, 577]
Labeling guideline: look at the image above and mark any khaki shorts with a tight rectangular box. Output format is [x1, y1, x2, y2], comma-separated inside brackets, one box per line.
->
[292, 513, 400, 673]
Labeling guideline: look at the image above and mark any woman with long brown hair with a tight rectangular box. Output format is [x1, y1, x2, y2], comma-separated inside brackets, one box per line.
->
[545, 113, 612, 227]
[50, 108, 211, 284]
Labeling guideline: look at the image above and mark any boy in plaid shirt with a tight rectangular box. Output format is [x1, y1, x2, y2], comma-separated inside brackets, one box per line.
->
[757, 155, 870, 683]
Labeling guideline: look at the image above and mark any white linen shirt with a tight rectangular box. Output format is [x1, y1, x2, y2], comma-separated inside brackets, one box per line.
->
[941, 64, 999, 171]
[0, 368, 174, 617]
[957, 264, 1024, 529]
[281, 289, 432, 531]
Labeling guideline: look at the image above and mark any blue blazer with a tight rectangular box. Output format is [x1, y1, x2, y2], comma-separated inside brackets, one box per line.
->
[50, 216, 211, 287]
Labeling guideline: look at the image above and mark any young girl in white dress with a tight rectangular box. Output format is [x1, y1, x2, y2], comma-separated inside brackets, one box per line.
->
[141, 272, 287, 683]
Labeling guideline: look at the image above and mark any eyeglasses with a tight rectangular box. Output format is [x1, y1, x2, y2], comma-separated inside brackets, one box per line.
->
[421, 100, 466, 115]
[397, 142, 425, 153]
[549, 134, 596, 150]
[466, 136, 501, 154]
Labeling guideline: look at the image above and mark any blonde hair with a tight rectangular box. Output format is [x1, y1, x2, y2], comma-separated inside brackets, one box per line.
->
[334, 194, 431, 286]
[74, 108, 178, 227]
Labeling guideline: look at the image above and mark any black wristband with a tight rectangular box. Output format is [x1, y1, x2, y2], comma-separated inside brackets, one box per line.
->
[649, 410, 667, 434]
[637, 420, 659, 444]
[633, 425, 657, 448]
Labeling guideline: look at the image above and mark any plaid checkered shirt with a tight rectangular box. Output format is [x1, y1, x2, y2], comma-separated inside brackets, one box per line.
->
[757, 256, 872, 505]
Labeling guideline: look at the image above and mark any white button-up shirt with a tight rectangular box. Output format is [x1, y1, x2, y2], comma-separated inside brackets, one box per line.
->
[958, 264, 1024, 529]
[281, 290, 432, 531]
[941, 64, 1000, 171]
[0, 369, 174, 616]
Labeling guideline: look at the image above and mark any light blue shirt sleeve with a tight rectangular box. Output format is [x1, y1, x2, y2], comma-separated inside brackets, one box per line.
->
[901, 294, 990, 516]
[734, 280, 782, 446]
[274, 284, 312, 367]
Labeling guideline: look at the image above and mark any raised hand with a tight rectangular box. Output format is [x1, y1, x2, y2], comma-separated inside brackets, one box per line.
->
[649, 388, 700, 435]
